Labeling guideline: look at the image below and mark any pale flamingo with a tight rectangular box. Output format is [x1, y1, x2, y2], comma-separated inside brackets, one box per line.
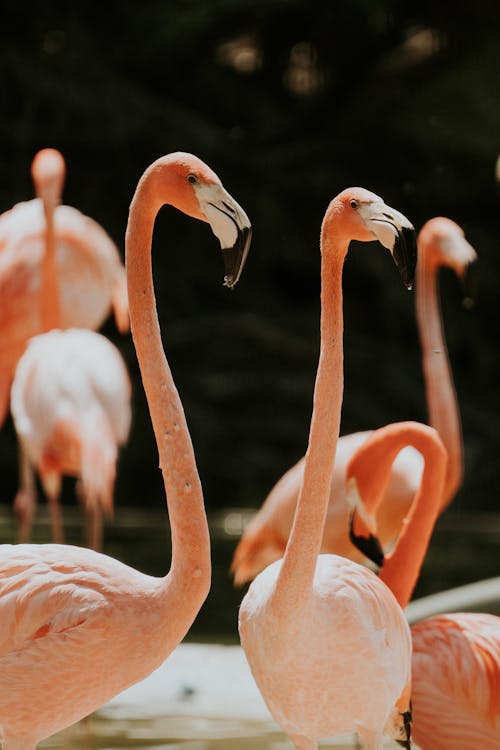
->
[0, 152, 251, 750]
[7, 149, 129, 547]
[10, 328, 132, 550]
[231, 215, 476, 585]
[238, 188, 417, 750]
[0, 149, 129, 428]
[10, 148, 66, 536]
[347, 422, 500, 750]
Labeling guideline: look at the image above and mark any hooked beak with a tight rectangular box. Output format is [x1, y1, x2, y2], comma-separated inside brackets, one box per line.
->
[348, 511, 385, 568]
[360, 202, 418, 290]
[221, 224, 252, 289]
[200, 185, 252, 288]
[461, 257, 478, 310]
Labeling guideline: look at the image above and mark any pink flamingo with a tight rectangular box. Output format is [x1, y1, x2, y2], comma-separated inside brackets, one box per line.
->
[231, 215, 476, 585]
[0, 149, 129, 429]
[6, 149, 130, 548]
[238, 188, 417, 750]
[347, 422, 500, 750]
[9, 148, 66, 536]
[0, 152, 251, 750]
[10, 328, 132, 549]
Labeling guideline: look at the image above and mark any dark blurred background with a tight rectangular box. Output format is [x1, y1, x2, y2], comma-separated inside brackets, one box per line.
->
[1, 1, 499, 549]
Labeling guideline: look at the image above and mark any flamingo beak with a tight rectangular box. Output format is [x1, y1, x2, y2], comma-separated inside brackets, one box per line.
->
[461, 256, 478, 309]
[199, 184, 252, 288]
[348, 511, 385, 568]
[392, 225, 418, 291]
[222, 224, 252, 289]
[360, 202, 418, 290]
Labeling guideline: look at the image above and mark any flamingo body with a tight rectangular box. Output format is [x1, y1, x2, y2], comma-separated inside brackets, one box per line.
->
[411, 613, 500, 750]
[0, 544, 180, 749]
[240, 553, 412, 746]
[0, 198, 128, 424]
[11, 328, 131, 527]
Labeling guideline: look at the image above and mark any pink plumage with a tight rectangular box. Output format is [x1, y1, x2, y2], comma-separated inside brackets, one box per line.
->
[0, 185, 129, 426]
[412, 613, 500, 749]
[10, 328, 132, 548]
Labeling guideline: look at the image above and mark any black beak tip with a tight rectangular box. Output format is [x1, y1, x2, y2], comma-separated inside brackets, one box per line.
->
[394, 227, 418, 291]
[461, 257, 479, 309]
[349, 512, 385, 568]
[221, 226, 252, 290]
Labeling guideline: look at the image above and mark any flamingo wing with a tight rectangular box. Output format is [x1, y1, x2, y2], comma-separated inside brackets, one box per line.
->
[0, 544, 114, 658]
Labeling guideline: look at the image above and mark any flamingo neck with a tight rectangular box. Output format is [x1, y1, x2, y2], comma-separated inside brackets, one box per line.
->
[273, 229, 346, 609]
[125, 168, 210, 602]
[370, 425, 447, 609]
[40, 196, 61, 330]
[416, 252, 462, 506]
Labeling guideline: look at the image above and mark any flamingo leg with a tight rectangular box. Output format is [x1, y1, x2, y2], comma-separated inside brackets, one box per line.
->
[13, 444, 37, 543]
[84, 505, 103, 551]
[40, 470, 64, 543]
[356, 728, 385, 750]
[76, 478, 104, 551]
[288, 734, 317, 750]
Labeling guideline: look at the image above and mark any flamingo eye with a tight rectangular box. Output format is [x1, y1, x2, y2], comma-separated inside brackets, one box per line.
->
[350, 199, 359, 209]
[187, 174, 198, 185]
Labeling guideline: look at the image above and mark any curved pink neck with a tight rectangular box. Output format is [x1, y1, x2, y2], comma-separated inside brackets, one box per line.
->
[416, 252, 462, 507]
[357, 423, 447, 609]
[39, 189, 61, 331]
[125, 165, 210, 598]
[272, 224, 347, 610]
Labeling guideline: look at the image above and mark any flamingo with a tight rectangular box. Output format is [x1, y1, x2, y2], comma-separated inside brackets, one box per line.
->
[10, 328, 132, 550]
[231, 215, 476, 585]
[9, 148, 66, 536]
[0, 149, 129, 429]
[0, 152, 251, 750]
[6, 149, 130, 548]
[347, 422, 500, 750]
[238, 188, 417, 750]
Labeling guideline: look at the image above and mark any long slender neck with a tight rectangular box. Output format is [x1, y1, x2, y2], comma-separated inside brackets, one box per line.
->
[40, 194, 61, 330]
[372, 426, 447, 609]
[272, 228, 346, 611]
[416, 252, 462, 507]
[125, 171, 210, 599]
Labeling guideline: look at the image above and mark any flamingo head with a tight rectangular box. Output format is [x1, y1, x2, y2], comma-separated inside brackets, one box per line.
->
[31, 148, 66, 208]
[418, 217, 478, 307]
[325, 187, 417, 289]
[151, 152, 252, 288]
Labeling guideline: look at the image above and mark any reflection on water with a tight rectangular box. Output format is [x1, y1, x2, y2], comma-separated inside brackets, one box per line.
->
[39, 714, 291, 750]
[38, 714, 378, 750]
